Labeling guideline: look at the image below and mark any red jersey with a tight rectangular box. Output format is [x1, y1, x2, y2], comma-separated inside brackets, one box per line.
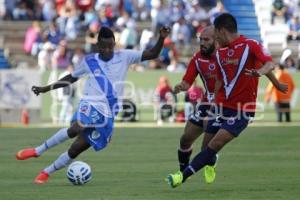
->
[215, 35, 272, 111]
[183, 51, 218, 102]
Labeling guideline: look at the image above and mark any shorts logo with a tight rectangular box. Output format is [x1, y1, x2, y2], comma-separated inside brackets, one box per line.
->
[91, 111, 100, 123]
[227, 49, 234, 57]
[91, 131, 101, 140]
[208, 63, 215, 71]
[227, 117, 235, 125]
[94, 69, 101, 77]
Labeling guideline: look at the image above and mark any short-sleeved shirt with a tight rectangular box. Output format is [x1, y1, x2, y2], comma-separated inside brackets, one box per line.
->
[215, 35, 272, 111]
[183, 51, 218, 102]
[72, 49, 143, 117]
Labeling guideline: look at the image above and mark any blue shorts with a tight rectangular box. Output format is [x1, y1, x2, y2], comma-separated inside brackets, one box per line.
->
[188, 104, 212, 128]
[71, 101, 114, 151]
[205, 107, 254, 137]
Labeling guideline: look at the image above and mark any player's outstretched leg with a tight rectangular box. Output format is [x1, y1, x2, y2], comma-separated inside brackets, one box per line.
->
[16, 123, 84, 160]
[166, 147, 217, 188]
[16, 128, 70, 160]
[201, 132, 219, 184]
[178, 122, 203, 171]
[34, 134, 90, 184]
[204, 154, 218, 184]
[34, 151, 72, 184]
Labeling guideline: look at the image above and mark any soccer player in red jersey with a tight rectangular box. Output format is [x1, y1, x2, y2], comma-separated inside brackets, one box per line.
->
[173, 26, 219, 183]
[166, 13, 287, 188]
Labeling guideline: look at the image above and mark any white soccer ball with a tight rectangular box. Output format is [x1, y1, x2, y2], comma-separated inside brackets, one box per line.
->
[67, 161, 92, 185]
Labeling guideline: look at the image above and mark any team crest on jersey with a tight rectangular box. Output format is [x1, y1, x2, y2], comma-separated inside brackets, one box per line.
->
[208, 63, 215, 70]
[79, 103, 91, 116]
[227, 49, 235, 57]
[91, 131, 101, 140]
[93, 69, 101, 77]
[227, 117, 235, 125]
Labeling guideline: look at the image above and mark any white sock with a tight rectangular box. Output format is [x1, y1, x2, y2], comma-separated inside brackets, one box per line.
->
[43, 152, 72, 175]
[35, 128, 69, 156]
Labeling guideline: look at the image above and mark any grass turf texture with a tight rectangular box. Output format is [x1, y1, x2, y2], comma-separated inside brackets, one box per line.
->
[0, 126, 299, 200]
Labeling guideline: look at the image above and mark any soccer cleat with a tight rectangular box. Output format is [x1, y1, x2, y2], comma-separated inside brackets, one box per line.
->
[204, 155, 218, 184]
[16, 148, 38, 160]
[34, 171, 49, 184]
[165, 171, 183, 188]
[204, 165, 216, 184]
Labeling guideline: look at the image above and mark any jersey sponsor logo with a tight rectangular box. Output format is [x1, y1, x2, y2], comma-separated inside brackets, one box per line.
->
[221, 58, 239, 65]
[91, 131, 101, 140]
[227, 49, 234, 57]
[208, 63, 216, 70]
[93, 69, 101, 77]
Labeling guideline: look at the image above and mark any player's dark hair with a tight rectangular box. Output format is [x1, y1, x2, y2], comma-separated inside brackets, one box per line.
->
[97, 26, 115, 41]
[214, 13, 238, 33]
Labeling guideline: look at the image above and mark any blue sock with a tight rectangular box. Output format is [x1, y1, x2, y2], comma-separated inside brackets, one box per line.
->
[182, 147, 217, 182]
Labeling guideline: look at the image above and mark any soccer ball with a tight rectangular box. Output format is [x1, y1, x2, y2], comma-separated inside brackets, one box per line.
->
[67, 161, 92, 185]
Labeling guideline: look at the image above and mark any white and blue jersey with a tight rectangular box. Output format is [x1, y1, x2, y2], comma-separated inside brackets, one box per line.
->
[71, 49, 142, 151]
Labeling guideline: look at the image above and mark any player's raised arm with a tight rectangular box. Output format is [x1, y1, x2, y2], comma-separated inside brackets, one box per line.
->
[32, 74, 78, 96]
[141, 26, 170, 61]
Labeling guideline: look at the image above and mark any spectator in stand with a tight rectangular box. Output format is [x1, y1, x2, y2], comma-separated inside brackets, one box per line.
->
[171, 17, 191, 48]
[184, 80, 204, 121]
[51, 40, 73, 70]
[284, 0, 299, 19]
[186, 0, 208, 34]
[12, 0, 35, 20]
[169, 0, 187, 24]
[43, 20, 62, 45]
[23, 21, 43, 55]
[41, 0, 57, 22]
[38, 41, 55, 72]
[208, 0, 226, 24]
[76, 0, 94, 13]
[154, 76, 176, 125]
[0, 0, 5, 19]
[265, 64, 295, 122]
[271, 0, 289, 24]
[71, 47, 85, 67]
[151, 0, 170, 35]
[56, 0, 80, 40]
[286, 15, 300, 42]
[84, 20, 100, 53]
[119, 21, 138, 49]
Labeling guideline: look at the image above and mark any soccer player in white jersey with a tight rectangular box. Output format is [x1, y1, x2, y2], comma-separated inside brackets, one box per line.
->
[16, 26, 170, 184]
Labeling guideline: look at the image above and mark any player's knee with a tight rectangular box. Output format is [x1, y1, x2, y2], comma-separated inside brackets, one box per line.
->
[68, 148, 80, 159]
[180, 134, 192, 149]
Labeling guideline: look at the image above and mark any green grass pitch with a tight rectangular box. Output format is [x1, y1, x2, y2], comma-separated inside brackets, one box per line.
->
[0, 126, 299, 200]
